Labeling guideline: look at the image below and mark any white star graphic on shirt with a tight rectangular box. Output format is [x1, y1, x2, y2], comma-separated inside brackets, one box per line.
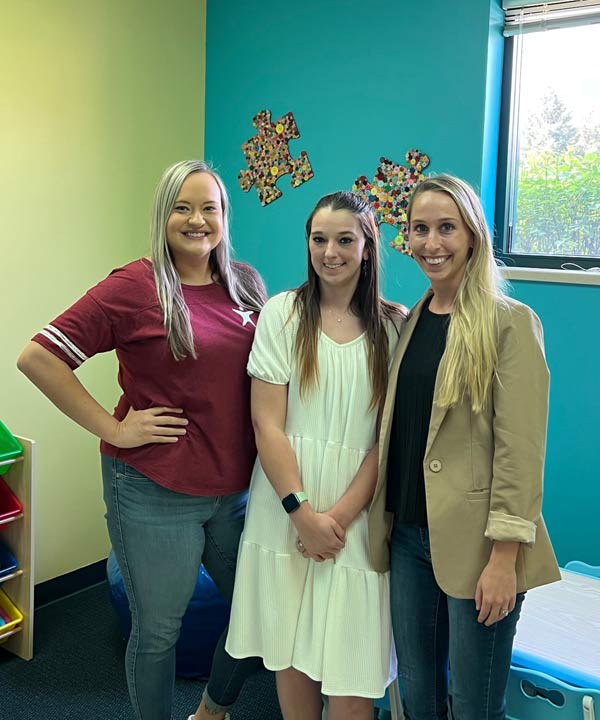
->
[232, 307, 256, 327]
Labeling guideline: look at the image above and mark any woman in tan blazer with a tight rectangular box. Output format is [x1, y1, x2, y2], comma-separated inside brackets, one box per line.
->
[370, 175, 560, 720]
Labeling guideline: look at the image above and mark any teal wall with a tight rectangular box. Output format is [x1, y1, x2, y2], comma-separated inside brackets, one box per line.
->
[204, 0, 499, 301]
[506, 280, 599, 566]
[205, 0, 599, 565]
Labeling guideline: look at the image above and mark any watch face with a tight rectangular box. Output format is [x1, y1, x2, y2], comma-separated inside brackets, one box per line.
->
[282, 493, 299, 514]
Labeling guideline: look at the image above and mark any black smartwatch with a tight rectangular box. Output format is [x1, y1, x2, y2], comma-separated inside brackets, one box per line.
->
[281, 491, 308, 514]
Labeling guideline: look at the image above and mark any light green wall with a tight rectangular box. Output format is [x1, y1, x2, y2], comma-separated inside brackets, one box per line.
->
[1, 0, 207, 583]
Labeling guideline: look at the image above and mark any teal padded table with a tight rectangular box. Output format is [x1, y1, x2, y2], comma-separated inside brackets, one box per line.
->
[507, 568, 600, 719]
[512, 569, 600, 690]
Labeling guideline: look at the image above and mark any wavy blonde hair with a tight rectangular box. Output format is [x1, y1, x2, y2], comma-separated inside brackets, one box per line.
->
[150, 160, 266, 360]
[407, 175, 507, 413]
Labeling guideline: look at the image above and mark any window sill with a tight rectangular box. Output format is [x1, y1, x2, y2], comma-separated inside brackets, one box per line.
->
[500, 267, 600, 286]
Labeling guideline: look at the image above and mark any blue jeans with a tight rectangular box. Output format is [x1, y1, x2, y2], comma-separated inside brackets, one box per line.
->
[101, 455, 261, 720]
[390, 523, 524, 720]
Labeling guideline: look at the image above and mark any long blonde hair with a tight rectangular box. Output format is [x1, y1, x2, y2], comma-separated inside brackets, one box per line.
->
[407, 175, 506, 412]
[150, 160, 266, 360]
[293, 191, 404, 411]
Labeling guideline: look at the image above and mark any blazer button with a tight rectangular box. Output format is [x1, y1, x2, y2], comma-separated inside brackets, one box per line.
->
[429, 459, 442, 473]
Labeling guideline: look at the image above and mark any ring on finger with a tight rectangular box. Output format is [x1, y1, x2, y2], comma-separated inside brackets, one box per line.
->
[500, 608, 509, 617]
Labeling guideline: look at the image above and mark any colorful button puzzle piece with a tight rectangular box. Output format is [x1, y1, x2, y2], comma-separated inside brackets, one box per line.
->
[353, 149, 430, 253]
[238, 109, 314, 206]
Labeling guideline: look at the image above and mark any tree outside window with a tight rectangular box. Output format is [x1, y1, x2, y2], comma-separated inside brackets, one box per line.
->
[505, 23, 600, 263]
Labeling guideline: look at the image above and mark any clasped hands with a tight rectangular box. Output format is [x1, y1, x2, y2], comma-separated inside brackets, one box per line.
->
[293, 507, 345, 562]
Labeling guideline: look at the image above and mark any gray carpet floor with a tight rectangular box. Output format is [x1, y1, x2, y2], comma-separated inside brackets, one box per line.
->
[0, 582, 283, 720]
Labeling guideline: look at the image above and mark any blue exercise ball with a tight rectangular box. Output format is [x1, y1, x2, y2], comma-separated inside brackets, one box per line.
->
[106, 550, 230, 678]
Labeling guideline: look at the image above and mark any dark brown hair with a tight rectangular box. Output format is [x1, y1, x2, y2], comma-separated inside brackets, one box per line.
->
[292, 191, 405, 410]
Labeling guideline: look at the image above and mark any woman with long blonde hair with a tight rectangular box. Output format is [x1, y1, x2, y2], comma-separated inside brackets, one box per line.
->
[374, 174, 560, 719]
[18, 160, 265, 720]
[226, 191, 405, 720]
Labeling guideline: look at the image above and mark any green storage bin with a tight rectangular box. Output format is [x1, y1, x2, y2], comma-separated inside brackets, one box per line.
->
[0, 422, 23, 475]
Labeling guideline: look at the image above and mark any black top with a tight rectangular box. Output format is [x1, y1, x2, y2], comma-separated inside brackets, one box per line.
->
[386, 298, 449, 526]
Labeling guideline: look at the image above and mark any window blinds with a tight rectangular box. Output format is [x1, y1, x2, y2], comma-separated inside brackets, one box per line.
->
[503, 0, 600, 35]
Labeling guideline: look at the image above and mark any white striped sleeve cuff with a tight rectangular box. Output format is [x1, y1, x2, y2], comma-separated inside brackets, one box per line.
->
[39, 324, 89, 367]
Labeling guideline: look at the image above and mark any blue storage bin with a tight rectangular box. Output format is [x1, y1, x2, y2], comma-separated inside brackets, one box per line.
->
[0, 541, 18, 579]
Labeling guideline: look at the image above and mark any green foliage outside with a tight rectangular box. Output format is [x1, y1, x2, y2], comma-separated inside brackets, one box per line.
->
[515, 150, 600, 256]
[514, 92, 600, 257]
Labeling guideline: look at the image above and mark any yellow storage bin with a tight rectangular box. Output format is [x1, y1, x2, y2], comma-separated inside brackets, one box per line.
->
[0, 587, 23, 638]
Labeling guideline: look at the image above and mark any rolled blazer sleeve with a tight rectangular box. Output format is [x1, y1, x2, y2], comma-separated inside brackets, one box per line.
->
[485, 304, 549, 546]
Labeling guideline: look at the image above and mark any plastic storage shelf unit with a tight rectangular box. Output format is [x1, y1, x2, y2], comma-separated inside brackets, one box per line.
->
[0, 541, 18, 580]
[0, 421, 23, 476]
[0, 588, 24, 638]
[0, 478, 24, 528]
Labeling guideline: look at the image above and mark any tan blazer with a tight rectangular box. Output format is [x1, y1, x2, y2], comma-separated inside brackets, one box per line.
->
[368, 290, 560, 598]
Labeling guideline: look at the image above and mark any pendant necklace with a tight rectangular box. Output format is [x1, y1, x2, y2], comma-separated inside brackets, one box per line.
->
[327, 308, 348, 323]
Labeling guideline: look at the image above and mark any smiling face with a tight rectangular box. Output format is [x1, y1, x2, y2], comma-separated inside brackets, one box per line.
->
[408, 190, 474, 297]
[165, 172, 223, 273]
[308, 207, 368, 292]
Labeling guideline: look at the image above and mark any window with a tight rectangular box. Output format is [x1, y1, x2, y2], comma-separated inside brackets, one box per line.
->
[496, 1, 600, 269]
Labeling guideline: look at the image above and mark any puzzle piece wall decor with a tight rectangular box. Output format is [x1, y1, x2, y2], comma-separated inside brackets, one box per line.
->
[353, 149, 430, 253]
[238, 109, 314, 206]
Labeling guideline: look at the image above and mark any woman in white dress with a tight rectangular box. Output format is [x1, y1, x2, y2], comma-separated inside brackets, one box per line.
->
[226, 191, 405, 720]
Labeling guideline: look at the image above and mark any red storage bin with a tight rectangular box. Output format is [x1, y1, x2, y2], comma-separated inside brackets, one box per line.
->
[0, 477, 23, 529]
